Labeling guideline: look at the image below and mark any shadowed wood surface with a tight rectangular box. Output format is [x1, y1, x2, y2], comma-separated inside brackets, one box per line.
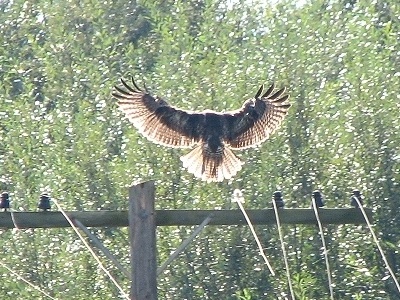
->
[129, 181, 157, 300]
[0, 208, 372, 229]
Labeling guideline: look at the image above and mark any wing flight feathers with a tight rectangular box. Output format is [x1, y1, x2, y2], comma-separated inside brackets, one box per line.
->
[254, 84, 264, 98]
[113, 78, 198, 148]
[113, 77, 291, 182]
[227, 84, 290, 149]
[262, 83, 275, 98]
[269, 87, 286, 99]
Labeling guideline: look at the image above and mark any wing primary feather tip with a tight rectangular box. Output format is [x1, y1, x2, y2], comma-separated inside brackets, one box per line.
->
[262, 83, 275, 98]
[272, 94, 290, 104]
[254, 84, 264, 98]
[130, 77, 142, 91]
[120, 78, 133, 92]
[113, 85, 129, 95]
[270, 87, 286, 99]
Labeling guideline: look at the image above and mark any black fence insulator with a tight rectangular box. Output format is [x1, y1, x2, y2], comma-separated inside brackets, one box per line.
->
[0, 192, 10, 210]
[272, 191, 285, 208]
[38, 193, 51, 211]
[312, 190, 325, 208]
[350, 189, 363, 207]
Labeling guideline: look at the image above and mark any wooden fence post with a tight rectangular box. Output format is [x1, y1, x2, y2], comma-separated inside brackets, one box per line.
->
[129, 181, 157, 300]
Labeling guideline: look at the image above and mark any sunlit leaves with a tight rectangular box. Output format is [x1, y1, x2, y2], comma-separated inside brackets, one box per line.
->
[0, 0, 399, 298]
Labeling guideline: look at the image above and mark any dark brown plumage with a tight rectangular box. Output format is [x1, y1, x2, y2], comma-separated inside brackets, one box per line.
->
[113, 77, 291, 182]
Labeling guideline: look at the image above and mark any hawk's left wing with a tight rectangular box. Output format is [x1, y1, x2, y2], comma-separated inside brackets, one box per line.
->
[225, 84, 290, 149]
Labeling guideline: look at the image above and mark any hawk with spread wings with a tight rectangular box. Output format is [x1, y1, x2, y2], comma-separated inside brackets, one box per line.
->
[113, 78, 290, 182]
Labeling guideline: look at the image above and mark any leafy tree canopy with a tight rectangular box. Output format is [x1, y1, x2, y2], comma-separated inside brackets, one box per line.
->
[0, 0, 399, 298]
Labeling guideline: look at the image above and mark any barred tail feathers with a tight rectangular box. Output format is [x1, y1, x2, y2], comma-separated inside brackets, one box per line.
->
[180, 145, 243, 182]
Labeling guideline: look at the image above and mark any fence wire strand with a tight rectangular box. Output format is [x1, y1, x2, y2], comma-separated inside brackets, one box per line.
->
[353, 196, 400, 294]
[0, 259, 58, 300]
[2, 210, 57, 300]
[272, 199, 296, 299]
[52, 199, 130, 300]
[311, 199, 334, 300]
[232, 189, 275, 276]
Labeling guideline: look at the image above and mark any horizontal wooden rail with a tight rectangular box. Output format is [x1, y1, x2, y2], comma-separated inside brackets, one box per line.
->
[0, 208, 372, 229]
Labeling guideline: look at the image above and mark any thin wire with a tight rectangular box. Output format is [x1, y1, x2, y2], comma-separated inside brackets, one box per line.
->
[232, 190, 275, 276]
[6, 208, 56, 300]
[311, 199, 334, 300]
[272, 200, 295, 299]
[52, 199, 129, 300]
[10, 209, 21, 230]
[353, 196, 400, 294]
[74, 219, 131, 279]
[3, 209, 57, 299]
[0, 259, 57, 300]
[157, 214, 213, 276]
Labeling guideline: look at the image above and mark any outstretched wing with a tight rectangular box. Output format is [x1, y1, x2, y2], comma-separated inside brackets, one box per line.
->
[225, 84, 290, 149]
[112, 78, 202, 148]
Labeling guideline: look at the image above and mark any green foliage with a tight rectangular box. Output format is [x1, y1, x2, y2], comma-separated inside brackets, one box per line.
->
[292, 271, 317, 300]
[0, 0, 399, 299]
[236, 287, 254, 300]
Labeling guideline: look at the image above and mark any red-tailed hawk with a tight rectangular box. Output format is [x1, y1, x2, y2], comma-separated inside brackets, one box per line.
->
[113, 78, 290, 182]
